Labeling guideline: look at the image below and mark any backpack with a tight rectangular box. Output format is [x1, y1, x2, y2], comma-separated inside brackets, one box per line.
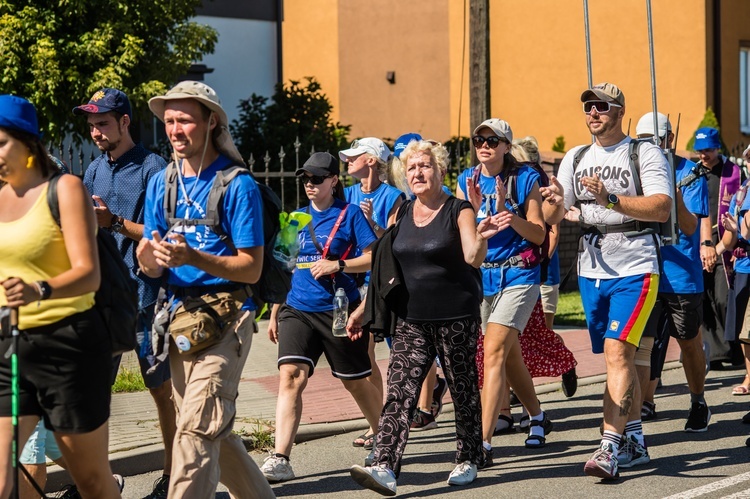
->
[163, 162, 292, 308]
[47, 174, 139, 356]
[505, 162, 553, 281]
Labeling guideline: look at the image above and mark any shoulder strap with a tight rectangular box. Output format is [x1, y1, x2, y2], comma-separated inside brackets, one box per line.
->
[163, 162, 180, 227]
[677, 163, 708, 189]
[47, 173, 63, 227]
[204, 165, 249, 243]
[573, 144, 592, 171]
[505, 165, 523, 218]
[628, 139, 645, 196]
[306, 204, 349, 258]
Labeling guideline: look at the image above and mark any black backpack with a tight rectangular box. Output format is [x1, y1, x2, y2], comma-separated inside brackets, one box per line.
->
[163, 162, 292, 308]
[505, 162, 553, 281]
[47, 174, 139, 356]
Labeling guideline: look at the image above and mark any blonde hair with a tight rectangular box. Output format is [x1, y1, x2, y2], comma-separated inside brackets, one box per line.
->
[391, 140, 449, 193]
[512, 136, 541, 164]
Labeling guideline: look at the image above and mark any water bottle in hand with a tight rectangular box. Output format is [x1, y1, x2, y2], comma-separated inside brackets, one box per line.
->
[332, 287, 349, 337]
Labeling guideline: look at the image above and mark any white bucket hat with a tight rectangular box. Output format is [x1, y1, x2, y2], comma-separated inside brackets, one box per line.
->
[149, 81, 244, 165]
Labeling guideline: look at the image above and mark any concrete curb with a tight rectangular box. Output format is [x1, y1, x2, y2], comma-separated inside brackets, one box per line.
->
[44, 360, 684, 491]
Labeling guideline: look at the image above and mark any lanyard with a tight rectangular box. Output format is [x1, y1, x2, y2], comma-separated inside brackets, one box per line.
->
[307, 205, 353, 279]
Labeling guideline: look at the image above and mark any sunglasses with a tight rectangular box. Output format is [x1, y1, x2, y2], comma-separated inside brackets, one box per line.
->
[472, 135, 507, 149]
[583, 101, 622, 114]
[302, 174, 332, 185]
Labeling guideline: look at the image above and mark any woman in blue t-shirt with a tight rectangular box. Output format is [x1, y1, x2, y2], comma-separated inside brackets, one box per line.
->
[261, 152, 382, 483]
[456, 119, 552, 457]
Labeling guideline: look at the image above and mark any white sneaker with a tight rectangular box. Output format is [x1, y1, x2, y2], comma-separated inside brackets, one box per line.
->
[447, 461, 477, 486]
[350, 464, 397, 496]
[261, 454, 295, 483]
[112, 474, 125, 493]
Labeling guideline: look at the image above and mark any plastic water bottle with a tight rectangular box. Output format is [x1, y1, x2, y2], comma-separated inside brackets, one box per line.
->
[332, 288, 349, 337]
[273, 219, 300, 271]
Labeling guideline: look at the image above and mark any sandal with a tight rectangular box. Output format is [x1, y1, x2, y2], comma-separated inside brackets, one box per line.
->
[493, 414, 515, 435]
[352, 431, 374, 448]
[363, 434, 375, 450]
[732, 385, 750, 396]
[524, 414, 553, 449]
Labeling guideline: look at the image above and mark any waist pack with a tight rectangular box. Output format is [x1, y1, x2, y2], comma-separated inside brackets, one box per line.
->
[169, 289, 247, 354]
[47, 174, 138, 356]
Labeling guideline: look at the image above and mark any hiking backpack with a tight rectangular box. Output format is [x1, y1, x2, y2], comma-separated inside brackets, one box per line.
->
[163, 162, 292, 307]
[47, 174, 139, 356]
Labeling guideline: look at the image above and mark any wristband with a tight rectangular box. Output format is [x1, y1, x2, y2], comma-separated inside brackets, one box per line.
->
[35, 281, 52, 300]
[338, 260, 346, 272]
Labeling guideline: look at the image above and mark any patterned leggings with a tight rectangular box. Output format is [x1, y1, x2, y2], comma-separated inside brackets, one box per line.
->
[374, 317, 483, 476]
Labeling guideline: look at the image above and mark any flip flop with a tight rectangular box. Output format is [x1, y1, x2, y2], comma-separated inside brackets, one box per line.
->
[352, 431, 374, 447]
[732, 385, 750, 396]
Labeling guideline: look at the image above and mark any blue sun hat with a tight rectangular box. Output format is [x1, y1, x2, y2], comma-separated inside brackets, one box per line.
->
[693, 127, 721, 151]
[0, 95, 41, 138]
[393, 133, 422, 158]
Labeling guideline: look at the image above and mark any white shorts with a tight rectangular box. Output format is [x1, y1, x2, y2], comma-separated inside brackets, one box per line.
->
[540, 284, 560, 314]
[481, 284, 540, 332]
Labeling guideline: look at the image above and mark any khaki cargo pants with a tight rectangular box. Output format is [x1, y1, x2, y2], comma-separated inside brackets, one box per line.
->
[168, 310, 275, 498]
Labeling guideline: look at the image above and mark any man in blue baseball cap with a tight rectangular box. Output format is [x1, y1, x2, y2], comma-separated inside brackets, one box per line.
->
[73, 88, 173, 498]
[693, 126, 745, 372]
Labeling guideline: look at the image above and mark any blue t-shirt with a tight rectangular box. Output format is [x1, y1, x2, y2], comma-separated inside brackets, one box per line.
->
[730, 180, 750, 274]
[84, 145, 166, 309]
[286, 198, 377, 312]
[545, 249, 560, 286]
[457, 164, 541, 294]
[142, 155, 265, 308]
[659, 158, 709, 293]
[344, 183, 405, 229]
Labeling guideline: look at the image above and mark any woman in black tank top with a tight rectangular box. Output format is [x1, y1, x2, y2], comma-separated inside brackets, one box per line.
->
[349, 140, 506, 494]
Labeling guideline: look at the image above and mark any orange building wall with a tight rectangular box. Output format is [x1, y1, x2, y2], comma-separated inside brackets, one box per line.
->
[487, 0, 707, 152]
[719, 0, 750, 150]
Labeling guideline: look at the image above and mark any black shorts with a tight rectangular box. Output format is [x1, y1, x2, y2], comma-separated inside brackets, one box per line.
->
[648, 292, 703, 379]
[0, 308, 112, 433]
[276, 303, 371, 380]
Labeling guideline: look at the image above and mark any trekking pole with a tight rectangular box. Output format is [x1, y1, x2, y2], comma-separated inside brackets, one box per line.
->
[646, 0, 659, 147]
[9, 308, 19, 499]
[583, 0, 595, 144]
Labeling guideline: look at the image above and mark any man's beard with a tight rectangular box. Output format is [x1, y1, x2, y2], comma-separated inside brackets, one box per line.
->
[97, 139, 119, 153]
[588, 118, 617, 137]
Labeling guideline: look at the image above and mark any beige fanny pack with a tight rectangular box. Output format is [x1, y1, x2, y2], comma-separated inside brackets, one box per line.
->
[169, 288, 250, 354]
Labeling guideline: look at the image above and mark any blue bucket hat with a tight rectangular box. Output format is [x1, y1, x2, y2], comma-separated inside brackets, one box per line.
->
[0, 95, 41, 138]
[393, 133, 422, 157]
[694, 127, 721, 151]
[73, 88, 132, 118]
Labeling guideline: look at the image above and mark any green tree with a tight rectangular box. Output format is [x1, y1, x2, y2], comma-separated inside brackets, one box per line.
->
[686, 107, 728, 152]
[0, 1, 217, 143]
[552, 135, 566, 153]
[232, 77, 351, 170]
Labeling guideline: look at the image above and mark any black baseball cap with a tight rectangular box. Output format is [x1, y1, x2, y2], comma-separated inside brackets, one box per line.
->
[295, 152, 340, 177]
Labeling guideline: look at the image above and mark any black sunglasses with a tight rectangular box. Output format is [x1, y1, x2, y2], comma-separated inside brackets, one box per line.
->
[302, 174, 331, 185]
[472, 135, 506, 149]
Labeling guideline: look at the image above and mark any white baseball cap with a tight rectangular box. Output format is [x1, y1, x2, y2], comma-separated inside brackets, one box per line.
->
[339, 137, 391, 163]
[636, 112, 672, 139]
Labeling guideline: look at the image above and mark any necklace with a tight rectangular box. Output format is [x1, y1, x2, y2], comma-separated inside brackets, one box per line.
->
[413, 199, 446, 227]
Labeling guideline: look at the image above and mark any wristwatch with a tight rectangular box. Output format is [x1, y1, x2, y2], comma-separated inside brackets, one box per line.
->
[110, 214, 124, 233]
[338, 260, 346, 272]
[36, 281, 52, 300]
[701, 240, 714, 247]
[372, 223, 382, 232]
[605, 193, 619, 210]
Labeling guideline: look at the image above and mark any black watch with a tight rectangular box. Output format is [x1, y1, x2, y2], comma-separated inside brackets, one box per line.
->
[605, 193, 619, 210]
[701, 240, 714, 247]
[110, 214, 124, 233]
[338, 260, 346, 272]
[36, 281, 52, 300]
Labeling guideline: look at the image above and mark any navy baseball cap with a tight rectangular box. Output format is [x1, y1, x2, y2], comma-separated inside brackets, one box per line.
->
[73, 88, 132, 118]
[0, 95, 41, 138]
[693, 127, 721, 151]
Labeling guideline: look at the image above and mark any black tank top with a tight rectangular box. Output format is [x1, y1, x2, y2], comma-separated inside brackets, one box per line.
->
[392, 197, 481, 322]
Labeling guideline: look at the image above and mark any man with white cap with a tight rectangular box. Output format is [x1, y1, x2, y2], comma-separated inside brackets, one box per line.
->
[136, 81, 274, 498]
[636, 112, 711, 437]
[553, 83, 673, 480]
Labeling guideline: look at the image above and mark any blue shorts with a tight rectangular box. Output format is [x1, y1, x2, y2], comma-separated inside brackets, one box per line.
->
[579, 273, 659, 354]
[111, 306, 171, 389]
[20, 420, 61, 465]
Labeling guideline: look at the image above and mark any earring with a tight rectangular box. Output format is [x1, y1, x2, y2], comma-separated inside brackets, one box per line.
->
[26, 156, 34, 169]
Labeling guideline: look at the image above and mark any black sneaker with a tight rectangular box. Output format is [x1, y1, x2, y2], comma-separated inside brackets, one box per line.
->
[431, 374, 448, 418]
[561, 368, 578, 398]
[142, 474, 169, 498]
[58, 484, 81, 499]
[478, 446, 494, 469]
[641, 401, 657, 421]
[410, 410, 438, 431]
[684, 402, 711, 432]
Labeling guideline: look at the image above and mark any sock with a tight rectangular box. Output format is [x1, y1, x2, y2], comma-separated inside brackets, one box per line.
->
[601, 430, 622, 455]
[624, 420, 645, 447]
[483, 441, 492, 451]
[274, 453, 290, 461]
[690, 392, 706, 405]
[529, 411, 545, 437]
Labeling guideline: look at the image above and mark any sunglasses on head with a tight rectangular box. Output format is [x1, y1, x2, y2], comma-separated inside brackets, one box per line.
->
[302, 174, 331, 185]
[471, 135, 506, 149]
[583, 101, 622, 115]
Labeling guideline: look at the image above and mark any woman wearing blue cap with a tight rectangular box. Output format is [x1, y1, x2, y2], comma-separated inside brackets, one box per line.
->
[0, 95, 122, 498]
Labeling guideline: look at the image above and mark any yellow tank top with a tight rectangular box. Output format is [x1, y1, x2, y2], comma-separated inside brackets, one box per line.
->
[0, 184, 95, 330]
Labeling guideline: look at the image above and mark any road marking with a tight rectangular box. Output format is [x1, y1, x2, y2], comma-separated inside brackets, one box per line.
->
[663, 473, 750, 499]
[719, 490, 750, 499]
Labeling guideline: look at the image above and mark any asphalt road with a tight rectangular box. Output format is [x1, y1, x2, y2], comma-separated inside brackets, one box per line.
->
[114, 365, 750, 498]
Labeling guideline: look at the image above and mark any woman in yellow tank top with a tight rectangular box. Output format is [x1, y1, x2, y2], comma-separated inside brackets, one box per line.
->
[0, 95, 121, 498]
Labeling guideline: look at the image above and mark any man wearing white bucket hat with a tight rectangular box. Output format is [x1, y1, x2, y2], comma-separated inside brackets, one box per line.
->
[137, 81, 273, 498]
